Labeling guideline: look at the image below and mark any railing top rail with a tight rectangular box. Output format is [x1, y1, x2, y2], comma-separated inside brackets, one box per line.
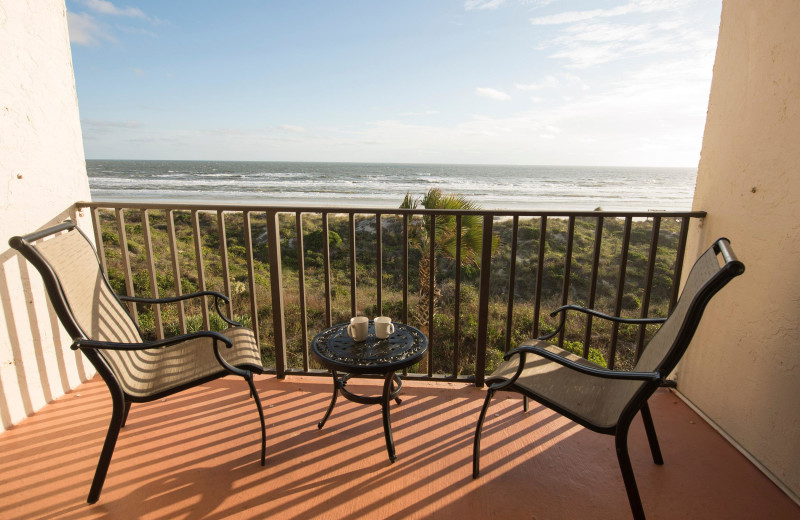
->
[77, 200, 706, 218]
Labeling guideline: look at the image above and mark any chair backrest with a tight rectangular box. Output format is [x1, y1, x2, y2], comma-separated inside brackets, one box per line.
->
[633, 238, 744, 376]
[10, 221, 142, 346]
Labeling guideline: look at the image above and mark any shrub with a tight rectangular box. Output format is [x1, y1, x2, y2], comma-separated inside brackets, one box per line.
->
[621, 293, 641, 311]
[562, 340, 607, 368]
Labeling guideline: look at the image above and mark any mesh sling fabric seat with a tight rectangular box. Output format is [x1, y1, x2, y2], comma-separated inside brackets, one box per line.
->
[9, 221, 267, 504]
[472, 238, 744, 520]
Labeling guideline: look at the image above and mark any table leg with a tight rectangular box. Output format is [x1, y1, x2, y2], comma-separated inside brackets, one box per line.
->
[392, 376, 402, 405]
[318, 369, 339, 429]
[382, 371, 397, 462]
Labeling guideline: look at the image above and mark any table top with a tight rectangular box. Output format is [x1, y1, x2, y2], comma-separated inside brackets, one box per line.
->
[311, 321, 428, 373]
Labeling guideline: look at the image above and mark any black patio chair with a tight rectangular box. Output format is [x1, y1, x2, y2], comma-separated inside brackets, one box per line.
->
[9, 220, 266, 504]
[472, 238, 744, 520]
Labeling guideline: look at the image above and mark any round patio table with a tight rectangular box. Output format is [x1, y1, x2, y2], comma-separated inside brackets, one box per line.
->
[311, 321, 428, 462]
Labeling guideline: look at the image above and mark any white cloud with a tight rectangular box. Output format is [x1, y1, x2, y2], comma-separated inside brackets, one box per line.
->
[515, 75, 561, 90]
[400, 110, 440, 116]
[554, 21, 656, 44]
[81, 0, 146, 19]
[315, 41, 713, 166]
[529, 1, 714, 68]
[67, 12, 114, 46]
[82, 119, 141, 129]
[529, 0, 688, 25]
[81, 118, 140, 139]
[465, 0, 507, 11]
[68, 1, 161, 46]
[476, 87, 512, 100]
[525, 0, 559, 8]
[281, 125, 306, 133]
[516, 74, 590, 93]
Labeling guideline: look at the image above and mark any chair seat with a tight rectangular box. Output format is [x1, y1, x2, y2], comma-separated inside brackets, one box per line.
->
[487, 339, 643, 429]
[102, 326, 262, 399]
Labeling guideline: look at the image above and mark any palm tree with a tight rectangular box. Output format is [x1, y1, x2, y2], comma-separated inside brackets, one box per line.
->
[400, 188, 491, 338]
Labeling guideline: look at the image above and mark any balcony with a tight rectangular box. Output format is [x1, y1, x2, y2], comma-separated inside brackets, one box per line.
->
[2, 201, 798, 519]
[2, 375, 798, 519]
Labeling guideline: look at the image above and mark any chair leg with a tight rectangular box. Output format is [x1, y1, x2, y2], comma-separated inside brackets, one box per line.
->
[615, 421, 646, 520]
[245, 374, 266, 466]
[87, 393, 126, 504]
[473, 388, 496, 479]
[121, 401, 132, 428]
[640, 403, 663, 465]
[523, 395, 529, 412]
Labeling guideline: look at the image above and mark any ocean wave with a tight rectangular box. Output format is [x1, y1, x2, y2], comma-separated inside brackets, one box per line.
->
[87, 160, 696, 211]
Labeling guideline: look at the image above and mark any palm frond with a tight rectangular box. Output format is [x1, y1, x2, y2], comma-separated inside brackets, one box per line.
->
[401, 187, 498, 265]
[400, 192, 419, 210]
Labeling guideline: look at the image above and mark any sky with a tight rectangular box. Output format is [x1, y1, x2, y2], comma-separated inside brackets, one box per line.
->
[67, 0, 723, 167]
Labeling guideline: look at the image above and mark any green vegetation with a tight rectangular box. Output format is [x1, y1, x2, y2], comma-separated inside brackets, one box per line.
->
[97, 205, 685, 375]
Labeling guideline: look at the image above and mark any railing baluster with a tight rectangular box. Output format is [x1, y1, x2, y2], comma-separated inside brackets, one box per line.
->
[427, 214, 436, 378]
[164, 209, 186, 334]
[243, 211, 260, 347]
[295, 212, 309, 371]
[90, 208, 107, 274]
[191, 210, 209, 330]
[376, 213, 382, 315]
[608, 216, 633, 370]
[504, 215, 519, 352]
[266, 211, 287, 378]
[217, 210, 233, 317]
[636, 216, 662, 361]
[583, 216, 604, 358]
[141, 209, 163, 339]
[453, 215, 462, 377]
[114, 208, 138, 323]
[349, 213, 357, 317]
[557, 216, 575, 347]
[475, 214, 494, 387]
[402, 213, 409, 378]
[533, 216, 547, 338]
[670, 217, 692, 312]
[402, 214, 409, 325]
[322, 212, 332, 328]
[166, 210, 186, 334]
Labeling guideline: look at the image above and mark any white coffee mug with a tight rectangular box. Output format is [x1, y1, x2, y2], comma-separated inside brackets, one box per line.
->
[374, 316, 395, 339]
[347, 316, 369, 342]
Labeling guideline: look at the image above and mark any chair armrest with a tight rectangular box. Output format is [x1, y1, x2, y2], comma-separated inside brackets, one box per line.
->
[492, 345, 661, 390]
[118, 291, 243, 327]
[71, 331, 248, 378]
[538, 304, 666, 340]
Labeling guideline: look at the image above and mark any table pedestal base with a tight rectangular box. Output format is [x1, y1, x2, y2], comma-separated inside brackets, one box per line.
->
[317, 370, 403, 462]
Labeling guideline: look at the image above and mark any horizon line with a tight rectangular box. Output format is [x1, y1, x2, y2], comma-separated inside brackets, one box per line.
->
[84, 158, 698, 170]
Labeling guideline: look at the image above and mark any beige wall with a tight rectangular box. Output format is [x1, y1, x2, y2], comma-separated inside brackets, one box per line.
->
[680, 0, 800, 501]
[0, 0, 95, 432]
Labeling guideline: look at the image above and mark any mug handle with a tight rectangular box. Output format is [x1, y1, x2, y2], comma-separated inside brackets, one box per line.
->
[387, 323, 395, 335]
[347, 324, 355, 338]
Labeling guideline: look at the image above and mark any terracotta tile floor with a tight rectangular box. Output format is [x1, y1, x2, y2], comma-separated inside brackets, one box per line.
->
[1, 375, 797, 520]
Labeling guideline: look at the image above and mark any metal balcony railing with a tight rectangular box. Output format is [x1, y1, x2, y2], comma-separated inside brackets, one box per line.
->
[76, 201, 705, 386]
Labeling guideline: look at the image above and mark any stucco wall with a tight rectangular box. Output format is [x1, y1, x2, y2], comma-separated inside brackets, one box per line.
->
[0, 0, 95, 432]
[679, 0, 800, 501]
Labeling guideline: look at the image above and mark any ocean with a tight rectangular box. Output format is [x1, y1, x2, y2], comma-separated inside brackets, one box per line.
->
[86, 160, 697, 212]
